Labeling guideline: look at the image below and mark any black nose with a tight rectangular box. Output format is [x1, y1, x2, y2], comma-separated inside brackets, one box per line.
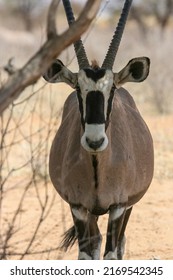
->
[86, 137, 104, 150]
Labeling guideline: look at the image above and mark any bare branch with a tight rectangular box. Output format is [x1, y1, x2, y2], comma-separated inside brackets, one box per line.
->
[47, 0, 60, 39]
[154, 0, 173, 30]
[0, 0, 101, 115]
[4, 58, 17, 76]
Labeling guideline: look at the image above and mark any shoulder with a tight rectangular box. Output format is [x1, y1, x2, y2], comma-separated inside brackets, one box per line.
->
[116, 87, 138, 111]
[62, 91, 78, 120]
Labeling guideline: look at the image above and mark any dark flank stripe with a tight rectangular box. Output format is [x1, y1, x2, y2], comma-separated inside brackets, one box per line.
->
[106, 86, 115, 128]
[76, 88, 85, 128]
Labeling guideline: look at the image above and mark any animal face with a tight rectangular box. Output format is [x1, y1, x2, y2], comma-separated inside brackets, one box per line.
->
[78, 68, 114, 152]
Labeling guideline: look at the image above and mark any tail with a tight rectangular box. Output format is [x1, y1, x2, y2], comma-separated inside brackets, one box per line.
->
[60, 226, 77, 251]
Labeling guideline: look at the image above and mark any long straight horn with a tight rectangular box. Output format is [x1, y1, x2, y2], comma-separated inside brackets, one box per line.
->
[62, 0, 90, 69]
[102, 0, 133, 70]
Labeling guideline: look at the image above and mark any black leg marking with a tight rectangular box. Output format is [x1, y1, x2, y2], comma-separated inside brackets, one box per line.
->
[74, 218, 91, 259]
[104, 206, 126, 260]
[71, 206, 102, 259]
[117, 207, 133, 259]
[88, 214, 102, 259]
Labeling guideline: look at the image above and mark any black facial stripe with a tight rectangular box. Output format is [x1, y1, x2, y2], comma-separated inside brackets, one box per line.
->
[76, 88, 85, 129]
[106, 86, 115, 129]
[85, 91, 105, 124]
[84, 68, 106, 82]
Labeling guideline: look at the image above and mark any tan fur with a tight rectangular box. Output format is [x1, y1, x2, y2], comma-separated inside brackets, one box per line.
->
[91, 60, 100, 69]
[49, 88, 154, 215]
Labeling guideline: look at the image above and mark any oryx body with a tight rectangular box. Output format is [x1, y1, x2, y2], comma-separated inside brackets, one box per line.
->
[43, 0, 154, 260]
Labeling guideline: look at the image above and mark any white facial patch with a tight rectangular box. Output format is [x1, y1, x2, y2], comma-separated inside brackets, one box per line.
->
[81, 124, 108, 153]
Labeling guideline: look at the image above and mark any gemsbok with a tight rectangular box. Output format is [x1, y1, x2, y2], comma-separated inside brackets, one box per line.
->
[43, 0, 154, 260]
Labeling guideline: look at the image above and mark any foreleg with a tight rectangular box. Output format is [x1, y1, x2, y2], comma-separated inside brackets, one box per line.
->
[71, 206, 102, 260]
[104, 205, 126, 260]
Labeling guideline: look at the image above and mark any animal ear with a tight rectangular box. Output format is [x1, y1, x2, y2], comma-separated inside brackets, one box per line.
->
[43, 59, 77, 88]
[114, 57, 150, 88]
